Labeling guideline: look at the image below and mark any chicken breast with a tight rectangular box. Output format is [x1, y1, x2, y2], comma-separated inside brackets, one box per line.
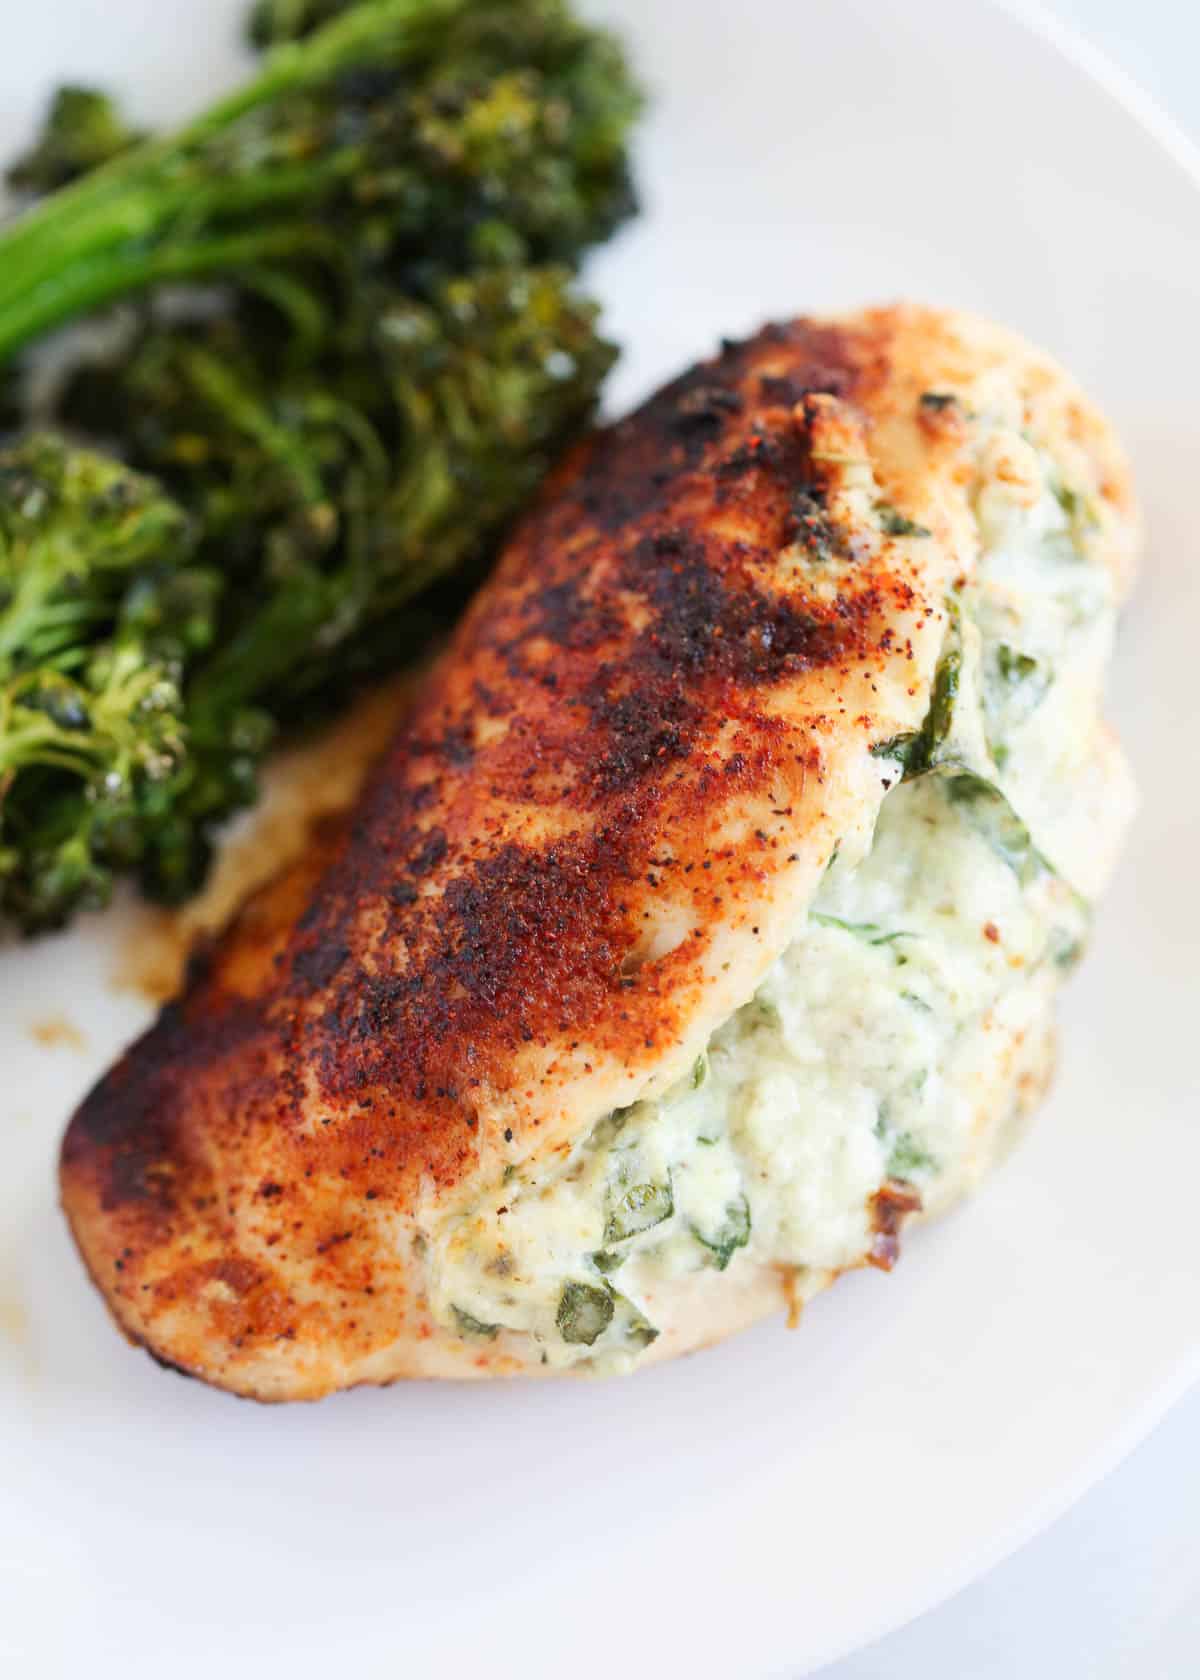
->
[60, 305, 1138, 1400]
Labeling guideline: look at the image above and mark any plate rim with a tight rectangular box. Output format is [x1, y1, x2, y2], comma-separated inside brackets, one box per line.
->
[3, 4, 1200, 1675]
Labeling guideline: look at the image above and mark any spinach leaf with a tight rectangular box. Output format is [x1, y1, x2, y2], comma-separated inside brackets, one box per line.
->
[604, 1178, 673, 1244]
[811, 913, 912, 946]
[871, 635, 961, 776]
[944, 772, 1044, 884]
[452, 1307, 499, 1341]
[613, 1293, 660, 1350]
[877, 502, 931, 538]
[996, 643, 1039, 686]
[556, 1281, 614, 1346]
[887, 1132, 937, 1179]
[692, 1194, 751, 1270]
[986, 643, 1052, 739]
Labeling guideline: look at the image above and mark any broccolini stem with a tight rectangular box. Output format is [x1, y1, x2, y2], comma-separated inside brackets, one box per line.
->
[176, 345, 329, 506]
[0, 226, 339, 366]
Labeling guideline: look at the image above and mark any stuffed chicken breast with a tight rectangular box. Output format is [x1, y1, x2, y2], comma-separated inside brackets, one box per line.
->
[60, 305, 1138, 1399]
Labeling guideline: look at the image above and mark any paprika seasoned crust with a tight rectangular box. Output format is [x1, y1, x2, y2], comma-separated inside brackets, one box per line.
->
[60, 306, 1137, 1399]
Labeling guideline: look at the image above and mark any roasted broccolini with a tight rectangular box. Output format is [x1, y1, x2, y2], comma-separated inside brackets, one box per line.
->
[0, 0, 640, 930]
[0, 435, 218, 926]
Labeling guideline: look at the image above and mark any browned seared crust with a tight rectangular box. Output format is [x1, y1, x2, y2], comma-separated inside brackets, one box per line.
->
[59, 306, 1135, 1399]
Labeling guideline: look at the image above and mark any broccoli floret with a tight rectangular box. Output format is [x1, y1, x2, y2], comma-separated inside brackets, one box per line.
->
[0, 435, 219, 930]
[6, 86, 143, 195]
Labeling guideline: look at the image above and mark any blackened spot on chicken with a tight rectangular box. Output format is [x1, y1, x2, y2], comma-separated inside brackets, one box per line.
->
[105, 1125, 178, 1215]
[519, 574, 622, 653]
[572, 517, 868, 797]
[761, 366, 850, 404]
[630, 531, 853, 681]
[295, 896, 325, 935]
[409, 828, 449, 877]
[759, 373, 808, 406]
[584, 679, 696, 793]
[314, 827, 644, 1110]
[558, 320, 861, 538]
[716, 441, 764, 480]
[292, 938, 351, 991]
[715, 415, 813, 490]
[573, 478, 661, 538]
[786, 489, 847, 562]
[672, 384, 745, 437]
[64, 976, 264, 1224]
[413, 723, 475, 768]
[63, 1056, 182, 1219]
[631, 532, 729, 670]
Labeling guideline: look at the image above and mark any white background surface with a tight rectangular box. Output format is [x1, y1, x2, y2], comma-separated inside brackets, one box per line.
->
[0, 4, 1198, 1678]
[820, 5, 1200, 1675]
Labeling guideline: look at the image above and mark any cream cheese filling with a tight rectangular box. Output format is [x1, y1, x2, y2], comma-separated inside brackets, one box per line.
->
[427, 433, 1130, 1370]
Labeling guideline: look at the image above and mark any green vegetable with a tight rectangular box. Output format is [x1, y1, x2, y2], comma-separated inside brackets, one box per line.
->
[0, 0, 639, 360]
[788, 489, 841, 565]
[614, 1292, 659, 1349]
[0, 0, 640, 929]
[452, 1306, 500, 1339]
[692, 1193, 751, 1270]
[871, 635, 961, 775]
[0, 435, 220, 927]
[248, 0, 364, 43]
[869, 733, 911, 768]
[864, 606, 1060, 890]
[876, 502, 931, 539]
[887, 1132, 936, 1179]
[918, 391, 956, 413]
[908, 639, 962, 774]
[810, 912, 912, 946]
[1051, 480, 1097, 554]
[984, 643, 1052, 749]
[589, 1248, 625, 1276]
[944, 771, 1045, 885]
[1051, 928, 1087, 971]
[6, 86, 143, 194]
[556, 1280, 613, 1345]
[61, 265, 618, 903]
[604, 1178, 673, 1244]
[995, 644, 1040, 688]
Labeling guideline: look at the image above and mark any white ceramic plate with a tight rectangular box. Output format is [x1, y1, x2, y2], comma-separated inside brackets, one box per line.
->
[1, 3, 1197, 1675]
